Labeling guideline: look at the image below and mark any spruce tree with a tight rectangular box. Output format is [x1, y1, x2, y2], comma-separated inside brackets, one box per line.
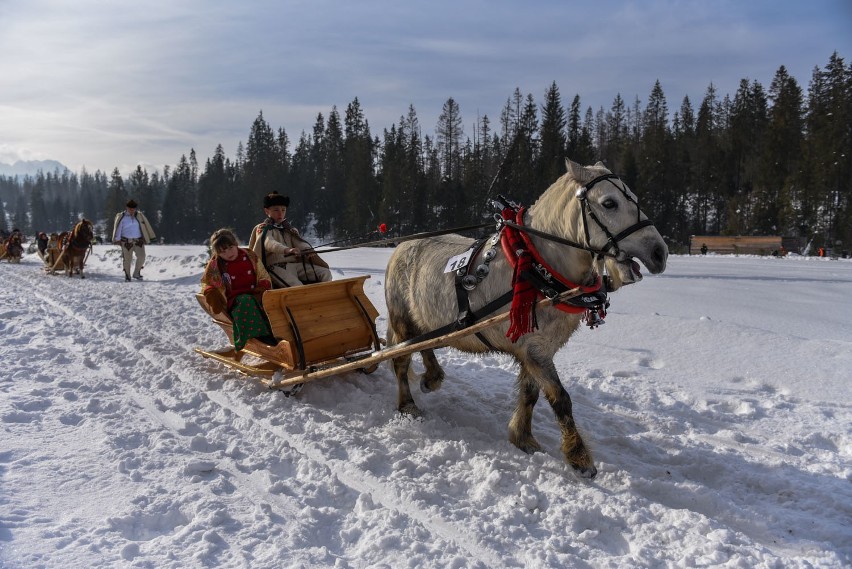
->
[243, 111, 280, 229]
[538, 81, 568, 188]
[104, 168, 127, 238]
[342, 97, 378, 237]
[757, 66, 804, 235]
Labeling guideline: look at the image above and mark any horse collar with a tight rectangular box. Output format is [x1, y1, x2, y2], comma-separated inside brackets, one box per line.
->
[500, 206, 601, 296]
[499, 205, 609, 332]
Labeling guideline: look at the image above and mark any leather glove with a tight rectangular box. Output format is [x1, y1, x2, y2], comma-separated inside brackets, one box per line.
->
[204, 289, 227, 314]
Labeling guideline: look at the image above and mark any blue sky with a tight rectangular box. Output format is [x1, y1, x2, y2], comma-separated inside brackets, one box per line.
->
[1, 0, 849, 175]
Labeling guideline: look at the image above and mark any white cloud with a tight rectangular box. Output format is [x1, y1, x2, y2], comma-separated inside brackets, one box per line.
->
[0, 0, 849, 174]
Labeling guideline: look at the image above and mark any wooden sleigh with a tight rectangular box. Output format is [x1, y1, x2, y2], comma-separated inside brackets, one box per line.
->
[195, 274, 588, 393]
[194, 276, 384, 393]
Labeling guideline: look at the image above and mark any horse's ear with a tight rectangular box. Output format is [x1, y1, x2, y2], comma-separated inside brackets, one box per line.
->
[565, 158, 593, 184]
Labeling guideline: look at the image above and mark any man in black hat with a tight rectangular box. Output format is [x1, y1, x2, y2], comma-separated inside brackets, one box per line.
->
[112, 199, 156, 281]
[248, 192, 331, 288]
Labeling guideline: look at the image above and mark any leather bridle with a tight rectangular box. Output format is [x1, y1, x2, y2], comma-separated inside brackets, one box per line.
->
[497, 174, 655, 262]
[574, 174, 655, 262]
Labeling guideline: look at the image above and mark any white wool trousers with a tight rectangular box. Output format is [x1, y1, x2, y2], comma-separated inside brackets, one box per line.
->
[121, 242, 146, 278]
[269, 260, 332, 288]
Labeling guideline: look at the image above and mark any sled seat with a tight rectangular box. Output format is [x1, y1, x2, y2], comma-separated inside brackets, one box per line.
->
[196, 275, 380, 372]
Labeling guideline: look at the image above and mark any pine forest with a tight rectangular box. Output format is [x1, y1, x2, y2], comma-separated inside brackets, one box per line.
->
[1, 52, 849, 254]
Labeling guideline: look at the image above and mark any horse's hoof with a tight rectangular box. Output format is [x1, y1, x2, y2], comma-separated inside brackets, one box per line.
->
[510, 436, 542, 454]
[398, 403, 422, 418]
[419, 371, 444, 393]
[573, 464, 598, 479]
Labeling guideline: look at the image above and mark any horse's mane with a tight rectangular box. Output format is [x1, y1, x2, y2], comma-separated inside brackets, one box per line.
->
[72, 219, 92, 237]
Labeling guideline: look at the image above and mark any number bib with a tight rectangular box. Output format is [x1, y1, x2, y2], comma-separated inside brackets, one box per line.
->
[443, 250, 473, 273]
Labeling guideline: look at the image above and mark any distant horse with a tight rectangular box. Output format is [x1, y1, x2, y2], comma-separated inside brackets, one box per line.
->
[384, 159, 668, 478]
[1, 233, 24, 263]
[52, 220, 93, 278]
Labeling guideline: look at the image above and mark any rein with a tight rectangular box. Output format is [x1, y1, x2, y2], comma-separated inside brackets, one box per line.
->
[314, 223, 493, 254]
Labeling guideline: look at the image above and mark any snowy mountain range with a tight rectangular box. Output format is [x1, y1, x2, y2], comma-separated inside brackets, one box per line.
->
[0, 159, 69, 178]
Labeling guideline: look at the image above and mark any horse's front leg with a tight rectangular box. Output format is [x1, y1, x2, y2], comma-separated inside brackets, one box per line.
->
[525, 356, 597, 479]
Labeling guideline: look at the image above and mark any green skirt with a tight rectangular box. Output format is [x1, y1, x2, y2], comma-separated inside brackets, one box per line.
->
[230, 294, 273, 350]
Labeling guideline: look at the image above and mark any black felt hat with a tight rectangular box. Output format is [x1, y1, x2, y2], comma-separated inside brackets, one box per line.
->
[263, 192, 290, 208]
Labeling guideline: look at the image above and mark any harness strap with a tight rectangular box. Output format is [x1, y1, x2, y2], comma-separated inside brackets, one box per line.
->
[454, 238, 496, 350]
[394, 289, 515, 351]
[605, 219, 655, 251]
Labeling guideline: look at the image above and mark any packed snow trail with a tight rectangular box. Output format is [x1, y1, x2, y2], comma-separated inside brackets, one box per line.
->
[1, 247, 849, 568]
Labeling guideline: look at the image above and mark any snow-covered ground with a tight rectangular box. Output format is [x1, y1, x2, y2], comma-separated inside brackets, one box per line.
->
[1, 245, 850, 568]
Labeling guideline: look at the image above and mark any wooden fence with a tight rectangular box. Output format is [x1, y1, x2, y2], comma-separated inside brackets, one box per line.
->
[689, 235, 783, 255]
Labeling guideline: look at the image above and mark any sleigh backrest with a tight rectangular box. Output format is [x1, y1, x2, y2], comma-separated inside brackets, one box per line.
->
[262, 276, 380, 367]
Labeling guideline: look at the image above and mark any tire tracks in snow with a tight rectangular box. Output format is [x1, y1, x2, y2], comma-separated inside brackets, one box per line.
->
[12, 271, 513, 568]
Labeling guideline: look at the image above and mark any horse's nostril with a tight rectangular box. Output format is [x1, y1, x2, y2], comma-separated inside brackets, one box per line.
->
[653, 245, 667, 267]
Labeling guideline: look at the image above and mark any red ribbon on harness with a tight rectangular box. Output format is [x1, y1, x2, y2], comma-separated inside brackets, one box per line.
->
[501, 207, 538, 342]
[500, 206, 603, 342]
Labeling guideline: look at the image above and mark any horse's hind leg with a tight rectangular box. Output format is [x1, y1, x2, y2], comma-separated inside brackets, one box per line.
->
[387, 322, 421, 416]
[419, 349, 445, 393]
[391, 353, 420, 416]
[508, 364, 543, 454]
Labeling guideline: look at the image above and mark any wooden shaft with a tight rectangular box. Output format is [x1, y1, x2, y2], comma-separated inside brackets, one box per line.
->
[274, 286, 585, 387]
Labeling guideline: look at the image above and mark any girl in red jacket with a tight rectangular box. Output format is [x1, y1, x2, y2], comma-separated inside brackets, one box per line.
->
[201, 229, 274, 350]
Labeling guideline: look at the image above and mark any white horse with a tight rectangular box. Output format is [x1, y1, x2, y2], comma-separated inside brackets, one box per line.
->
[384, 159, 668, 478]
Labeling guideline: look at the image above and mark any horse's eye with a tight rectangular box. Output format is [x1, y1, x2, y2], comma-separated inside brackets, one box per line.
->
[602, 198, 617, 209]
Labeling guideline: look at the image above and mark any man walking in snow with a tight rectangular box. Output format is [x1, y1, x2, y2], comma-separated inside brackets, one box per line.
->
[112, 199, 156, 281]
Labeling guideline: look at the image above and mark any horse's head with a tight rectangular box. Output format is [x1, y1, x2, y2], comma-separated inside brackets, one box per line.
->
[563, 159, 667, 287]
[72, 220, 94, 242]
